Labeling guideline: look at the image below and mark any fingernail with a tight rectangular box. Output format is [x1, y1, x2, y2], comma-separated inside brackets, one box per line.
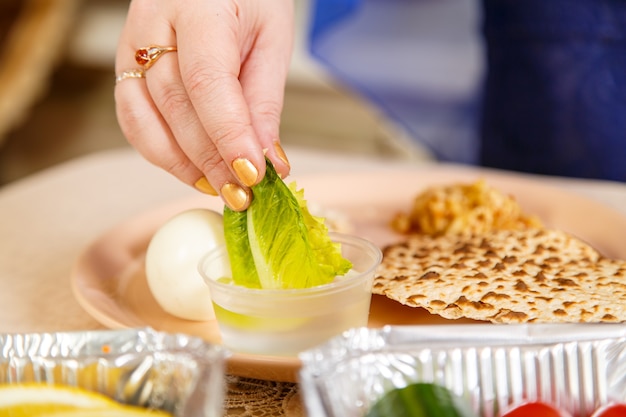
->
[194, 177, 218, 196]
[232, 158, 259, 187]
[273, 142, 290, 168]
[221, 182, 251, 211]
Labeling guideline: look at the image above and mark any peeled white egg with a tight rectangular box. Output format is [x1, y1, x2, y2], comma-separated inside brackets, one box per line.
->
[145, 208, 225, 321]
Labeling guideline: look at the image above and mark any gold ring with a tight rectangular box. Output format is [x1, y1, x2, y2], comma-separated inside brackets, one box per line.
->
[115, 68, 145, 84]
[135, 45, 177, 70]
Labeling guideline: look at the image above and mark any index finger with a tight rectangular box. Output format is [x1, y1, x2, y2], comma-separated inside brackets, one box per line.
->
[173, 0, 267, 187]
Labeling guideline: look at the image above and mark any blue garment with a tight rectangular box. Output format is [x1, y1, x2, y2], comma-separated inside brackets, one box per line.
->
[308, 0, 626, 181]
[480, 0, 626, 181]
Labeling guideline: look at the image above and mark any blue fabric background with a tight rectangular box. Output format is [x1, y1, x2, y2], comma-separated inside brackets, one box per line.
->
[481, 0, 626, 180]
[309, 0, 626, 181]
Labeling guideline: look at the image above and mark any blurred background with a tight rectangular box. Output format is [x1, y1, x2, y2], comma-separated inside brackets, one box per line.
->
[0, 0, 445, 185]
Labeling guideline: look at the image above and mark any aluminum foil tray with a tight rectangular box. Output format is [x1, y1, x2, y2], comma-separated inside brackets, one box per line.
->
[0, 327, 227, 416]
[299, 323, 626, 417]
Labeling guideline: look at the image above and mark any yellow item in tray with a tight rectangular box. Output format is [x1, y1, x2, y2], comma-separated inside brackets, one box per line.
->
[0, 384, 172, 416]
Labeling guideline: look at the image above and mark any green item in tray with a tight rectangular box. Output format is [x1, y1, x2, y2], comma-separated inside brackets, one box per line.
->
[365, 382, 478, 417]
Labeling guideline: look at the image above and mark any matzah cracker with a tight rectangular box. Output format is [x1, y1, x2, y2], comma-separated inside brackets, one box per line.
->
[373, 229, 626, 323]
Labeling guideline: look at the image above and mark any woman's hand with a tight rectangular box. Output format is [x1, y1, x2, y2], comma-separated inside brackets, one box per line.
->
[114, 0, 294, 211]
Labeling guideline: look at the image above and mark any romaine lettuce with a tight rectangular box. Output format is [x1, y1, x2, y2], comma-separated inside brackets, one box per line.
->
[223, 159, 352, 289]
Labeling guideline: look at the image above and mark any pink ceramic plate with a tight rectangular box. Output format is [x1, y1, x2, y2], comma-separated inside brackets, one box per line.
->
[71, 166, 626, 382]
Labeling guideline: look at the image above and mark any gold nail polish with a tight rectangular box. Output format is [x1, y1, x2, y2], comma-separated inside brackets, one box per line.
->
[221, 183, 250, 211]
[273, 142, 290, 168]
[232, 158, 259, 187]
[194, 177, 218, 196]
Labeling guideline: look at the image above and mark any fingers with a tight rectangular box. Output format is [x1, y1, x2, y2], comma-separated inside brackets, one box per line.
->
[175, 1, 268, 189]
[148, 51, 255, 210]
[238, 0, 295, 179]
[114, 78, 207, 189]
[114, 0, 295, 211]
[115, 2, 209, 192]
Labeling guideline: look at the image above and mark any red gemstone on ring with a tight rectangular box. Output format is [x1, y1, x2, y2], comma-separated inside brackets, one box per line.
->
[134, 45, 176, 69]
[135, 48, 151, 66]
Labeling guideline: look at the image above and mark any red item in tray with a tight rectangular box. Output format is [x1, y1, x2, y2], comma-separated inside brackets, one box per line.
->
[502, 401, 626, 417]
[501, 402, 571, 417]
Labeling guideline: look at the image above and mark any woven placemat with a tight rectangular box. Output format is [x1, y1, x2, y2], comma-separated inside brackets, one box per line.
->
[224, 376, 304, 417]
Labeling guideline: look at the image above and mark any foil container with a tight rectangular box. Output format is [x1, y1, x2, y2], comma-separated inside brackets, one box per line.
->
[0, 327, 227, 416]
[299, 323, 626, 417]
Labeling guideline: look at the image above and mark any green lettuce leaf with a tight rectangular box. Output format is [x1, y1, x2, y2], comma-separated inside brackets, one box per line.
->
[222, 204, 259, 288]
[223, 159, 352, 289]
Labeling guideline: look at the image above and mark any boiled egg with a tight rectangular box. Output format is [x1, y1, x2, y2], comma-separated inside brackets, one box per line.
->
[145, 208, 225, 321]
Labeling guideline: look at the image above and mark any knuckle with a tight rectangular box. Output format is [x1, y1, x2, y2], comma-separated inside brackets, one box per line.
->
[196, 150, 224, 176]
[250, 100, 282, 125]
[182, 63, 252, 147]
[163, 156, 194, 178]
[183, 61, 230, 99]
[211, 122, 249, 149]
[155, 84, 191, 116]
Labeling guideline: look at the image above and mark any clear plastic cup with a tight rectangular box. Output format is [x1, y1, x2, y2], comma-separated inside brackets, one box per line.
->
[198, 233, 382, 356]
